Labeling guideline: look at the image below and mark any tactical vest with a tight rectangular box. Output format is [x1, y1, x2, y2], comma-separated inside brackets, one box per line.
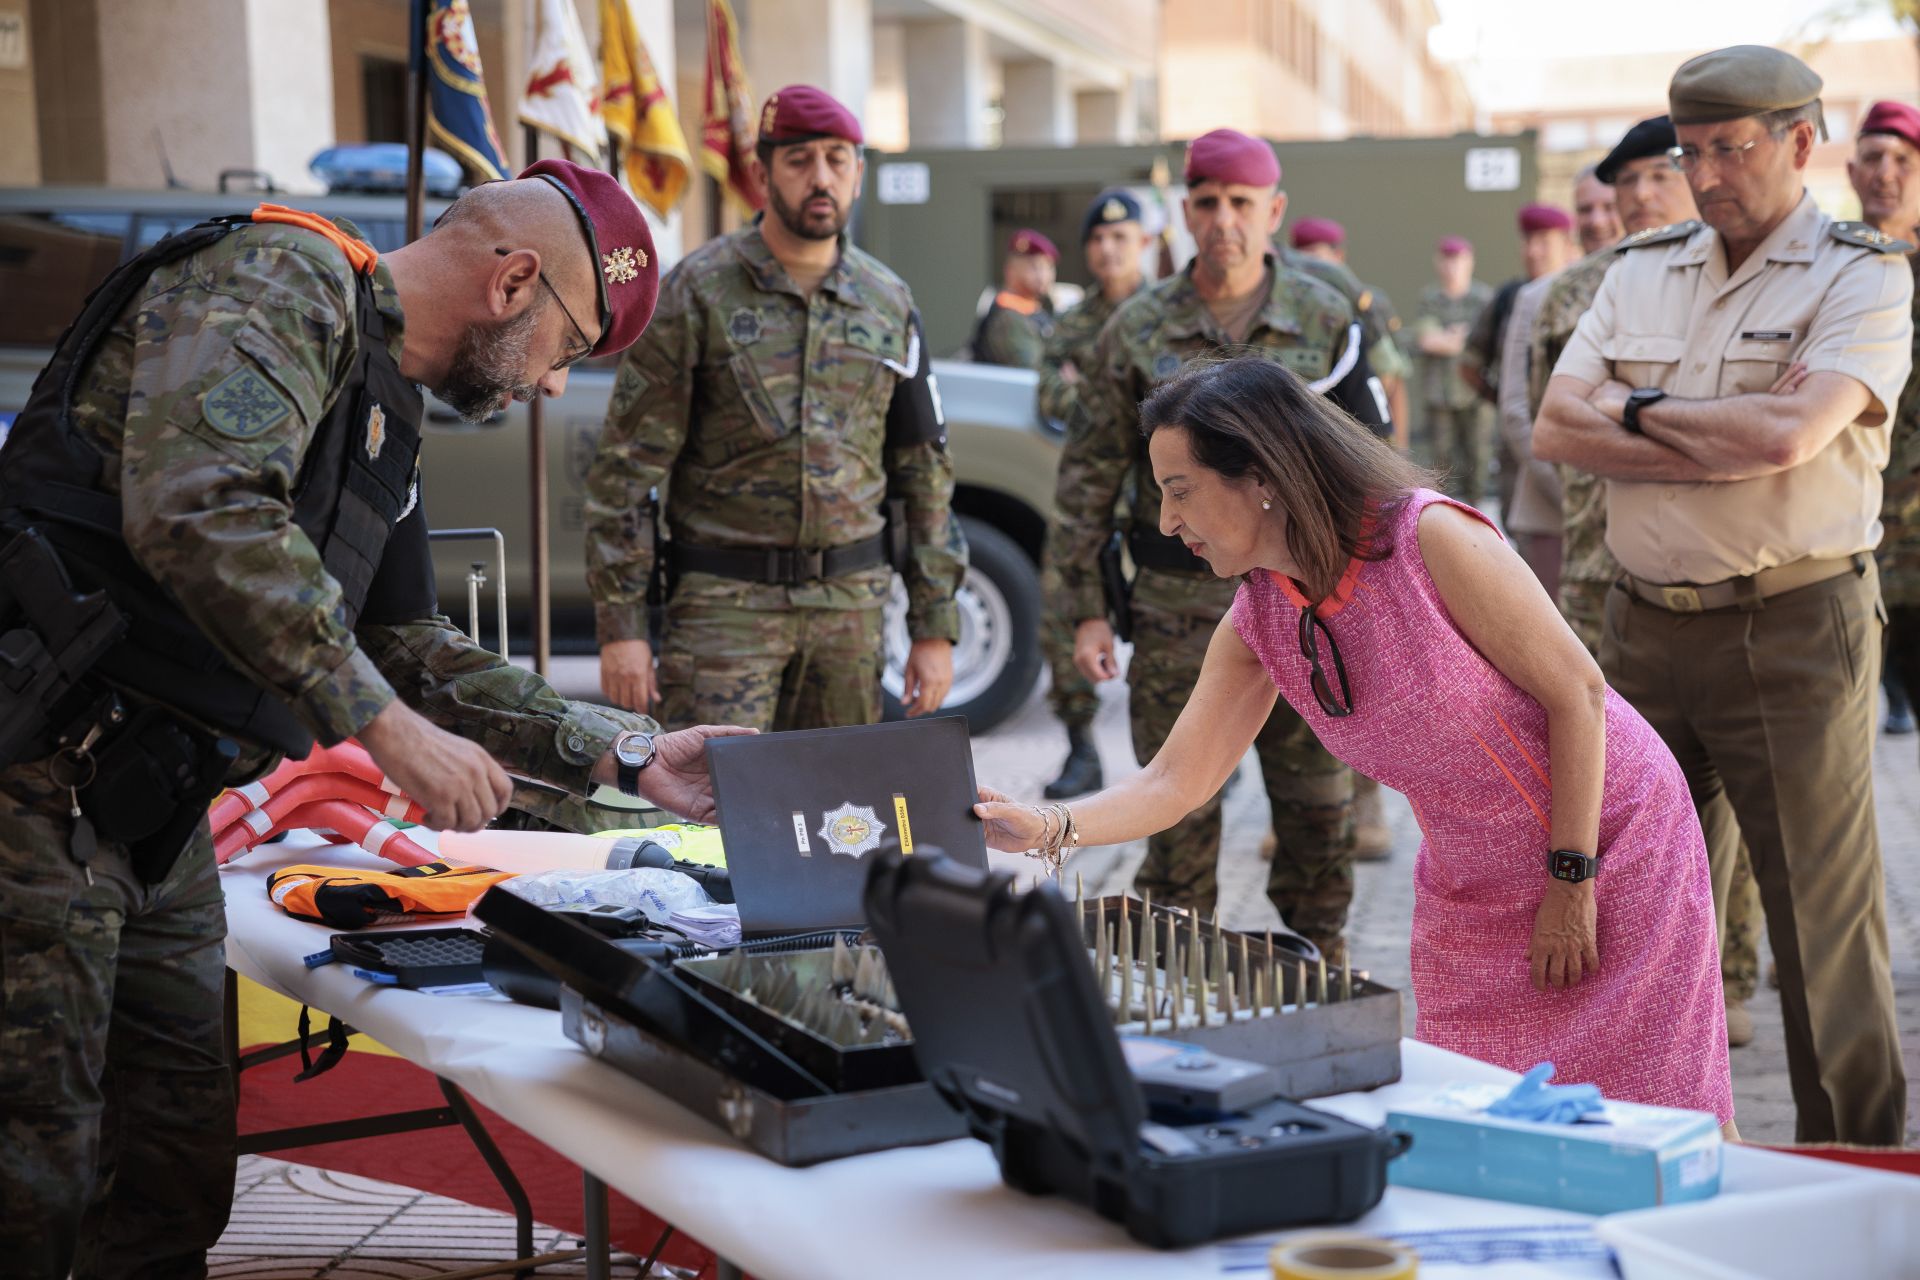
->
[0, 209, 434, 758]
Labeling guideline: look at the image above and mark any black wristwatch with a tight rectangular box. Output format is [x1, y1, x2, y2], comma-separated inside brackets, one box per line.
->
[612, 730, 657, 797]
[1548, 849, 1602, 884]
[1621, 386, 1666, 435]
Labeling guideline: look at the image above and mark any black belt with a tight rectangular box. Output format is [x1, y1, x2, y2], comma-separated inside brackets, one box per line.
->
[670, 534, 889, 586]
[1126, 527, 1210, 576]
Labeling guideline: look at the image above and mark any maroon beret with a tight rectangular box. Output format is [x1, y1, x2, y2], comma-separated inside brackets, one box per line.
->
[1009, 228, 1059, 262]
[1860, 100, 1920, 153]
[1289, 217, 1345, 249]
[1517, 203, 1572, 234]
[1436, 235, 1472, 255]
[520, 158, 659, 357]
[1184, 128, 1281, 188]
[758, 84, 864, 147]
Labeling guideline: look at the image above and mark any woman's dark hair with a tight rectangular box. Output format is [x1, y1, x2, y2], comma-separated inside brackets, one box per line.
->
[1139, 353, 1435, 602]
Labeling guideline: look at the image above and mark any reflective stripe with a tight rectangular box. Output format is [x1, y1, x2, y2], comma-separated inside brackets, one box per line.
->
[362, 820, 401, 857]
[1308, 322, 1363, 394]
[383, 793, 413, 820]
[380, 775, 404, 795]
[243, 809, 274, 836]
[238, 781, 271, 807]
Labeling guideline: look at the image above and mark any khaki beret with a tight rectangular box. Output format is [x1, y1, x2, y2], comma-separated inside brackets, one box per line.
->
[1669, 45, 1822, 125]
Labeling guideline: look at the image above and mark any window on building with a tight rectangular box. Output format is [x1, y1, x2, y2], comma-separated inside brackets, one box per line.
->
[363, 54, 409, 144]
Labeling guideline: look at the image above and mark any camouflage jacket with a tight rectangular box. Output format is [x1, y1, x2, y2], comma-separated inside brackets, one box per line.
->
[1530, 249, 1620, 586]
[586, 224, 966, 644]
[1052, 251, 1359, 624]
[1281, 246, 1407, 382]
[1036, 284, 1135, 434]
[972, 294, 1054, 369]
[51, 216, 651, 786]
[1411, 280, 1494, 409]
[1360, 282, 1410, 381]
[1881, 253, 1920, 606]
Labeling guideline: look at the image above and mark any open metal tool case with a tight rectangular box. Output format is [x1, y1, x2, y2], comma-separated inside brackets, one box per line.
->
[863, 853, 1409, 1249]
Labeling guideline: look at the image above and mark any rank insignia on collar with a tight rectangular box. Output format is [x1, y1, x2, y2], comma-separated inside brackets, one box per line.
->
[817, 802, 885, 860]
[603, 245, 643, 285]
[365, 402, 386, 460]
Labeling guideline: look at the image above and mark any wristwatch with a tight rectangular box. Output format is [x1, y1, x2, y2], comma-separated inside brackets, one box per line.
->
[1621, 386, 1667, 435]
[611, 730, 657, 797]
[1547, 848, 1602, 884]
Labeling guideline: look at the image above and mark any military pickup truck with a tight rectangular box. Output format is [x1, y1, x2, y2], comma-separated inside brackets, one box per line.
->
[0, 189, 1060, 731]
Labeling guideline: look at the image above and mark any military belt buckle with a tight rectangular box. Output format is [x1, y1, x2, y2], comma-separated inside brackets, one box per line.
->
[1660, 585, 1702, 613]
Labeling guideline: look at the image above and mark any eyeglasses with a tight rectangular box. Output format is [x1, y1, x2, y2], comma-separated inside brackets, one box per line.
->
[1297, 607, 1353, 718]
[1667, 136, 1770, 175]
[494, 247, 594, 369]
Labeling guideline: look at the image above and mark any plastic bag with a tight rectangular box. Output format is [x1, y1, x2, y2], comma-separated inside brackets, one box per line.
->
[497, 867, 714, 923]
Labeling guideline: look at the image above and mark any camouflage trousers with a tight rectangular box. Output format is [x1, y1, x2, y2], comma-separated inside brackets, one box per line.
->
[1425, 403, 1494, 504]
[1040, 560, 1097, 730]
[1126, 591, 1355, 955]
[657, 600, 885, 732]
[0, 760, 234, 1279]
[1557, 577, 1611, 658]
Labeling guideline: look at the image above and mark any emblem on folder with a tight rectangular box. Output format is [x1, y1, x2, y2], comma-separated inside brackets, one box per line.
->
[818, 802, 885, 859]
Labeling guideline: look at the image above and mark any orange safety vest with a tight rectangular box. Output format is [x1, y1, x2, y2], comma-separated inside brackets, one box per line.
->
[266, 861, 515, 929]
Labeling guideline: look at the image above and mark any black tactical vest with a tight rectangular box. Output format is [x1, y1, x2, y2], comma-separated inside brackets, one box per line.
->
[0, 213, 435, 757]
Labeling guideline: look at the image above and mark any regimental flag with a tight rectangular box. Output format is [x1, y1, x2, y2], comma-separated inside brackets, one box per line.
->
[700, 0, 761, 212]
[600, 0, 691, 218]
[424, 0, 509, 181]
[519, 0, 605, 159]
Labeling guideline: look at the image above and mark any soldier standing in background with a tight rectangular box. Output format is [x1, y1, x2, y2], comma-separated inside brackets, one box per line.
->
[1035, 191, 1149, 799]
[1572, 162, 1624, 257]
[1290, 216, 1412, 448]
[1848, 100, 1920, 743]
[588, 85, 966, 732]
[1412, 237, 1494, 497]
[1051, 128, 1388, 957]
[971, 228, 1059, 368]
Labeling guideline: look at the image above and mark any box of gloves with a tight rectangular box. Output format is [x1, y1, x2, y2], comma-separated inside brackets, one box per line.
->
[1385, 1066, 1722, 1215]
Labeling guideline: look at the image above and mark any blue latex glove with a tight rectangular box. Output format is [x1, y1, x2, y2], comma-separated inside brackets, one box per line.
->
[1485, 1062, 1605, 1124]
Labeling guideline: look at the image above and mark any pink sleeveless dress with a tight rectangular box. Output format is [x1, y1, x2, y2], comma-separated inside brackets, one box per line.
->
[1231, 489, 1732, 1121]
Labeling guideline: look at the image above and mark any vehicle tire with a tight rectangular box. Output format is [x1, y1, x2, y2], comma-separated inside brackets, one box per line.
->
[881, 515, 1042, 734]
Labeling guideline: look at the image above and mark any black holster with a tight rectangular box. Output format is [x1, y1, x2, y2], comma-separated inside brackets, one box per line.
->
[84, 705, 238, 884]
[886, 496, 911, 576]
[0, 527, 128, 765]
[1098, 529, 1133, 644]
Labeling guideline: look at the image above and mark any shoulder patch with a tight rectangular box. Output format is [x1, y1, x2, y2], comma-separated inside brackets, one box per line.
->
[1616, 220, 1703, 252]
[202, 366, 293, 440]
[1829, 221, 1914, 254]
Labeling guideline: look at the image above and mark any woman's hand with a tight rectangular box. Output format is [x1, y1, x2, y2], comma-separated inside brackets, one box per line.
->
[1528, 880, 1599, 992]
[973, 786, 1046, 852]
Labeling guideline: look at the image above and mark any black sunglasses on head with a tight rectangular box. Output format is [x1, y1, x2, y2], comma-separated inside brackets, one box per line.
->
[1297, 607, 1353, 718]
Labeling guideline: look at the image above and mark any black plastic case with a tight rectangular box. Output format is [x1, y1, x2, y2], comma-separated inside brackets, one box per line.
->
[862, 853, 1409, 1249]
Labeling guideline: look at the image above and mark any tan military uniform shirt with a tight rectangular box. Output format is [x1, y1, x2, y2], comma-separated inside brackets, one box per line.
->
[1555, 193, 1915, 583]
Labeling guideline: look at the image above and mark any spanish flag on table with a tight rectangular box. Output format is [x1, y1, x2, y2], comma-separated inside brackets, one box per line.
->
[519, 0, 606, 160]
[600, 0, 691, 218]
[422, 0, 509, 181]
[700, 0, 762, 212]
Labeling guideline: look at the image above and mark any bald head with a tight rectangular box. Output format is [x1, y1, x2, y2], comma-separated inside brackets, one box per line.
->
[432, 178, 601, 320]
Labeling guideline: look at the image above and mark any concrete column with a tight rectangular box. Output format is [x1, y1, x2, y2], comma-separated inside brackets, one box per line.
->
[1075, 85, 1142, 146]
[744, 0, 872, 125]
[0, 5, 40, 184]
[1001, 58, 1071, 147]
[903, 17, 989, 148]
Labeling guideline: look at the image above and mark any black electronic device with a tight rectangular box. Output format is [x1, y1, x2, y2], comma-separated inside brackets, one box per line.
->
[706, 716, 989, 935]
[1119, 1038, 1281, 1119]
[861, 852, 1410, 1249]
[329, 926, 489, 989]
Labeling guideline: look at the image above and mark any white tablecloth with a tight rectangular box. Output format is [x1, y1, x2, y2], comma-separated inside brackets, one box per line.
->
[221, 837, 1864, 1280]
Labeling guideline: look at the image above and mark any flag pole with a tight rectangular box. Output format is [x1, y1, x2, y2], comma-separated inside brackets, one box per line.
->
[405, 0, 429, 243]
[525, 121, 552, 678]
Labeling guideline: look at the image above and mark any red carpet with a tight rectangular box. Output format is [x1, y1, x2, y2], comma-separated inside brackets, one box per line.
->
[238, 1042, 720, 1276]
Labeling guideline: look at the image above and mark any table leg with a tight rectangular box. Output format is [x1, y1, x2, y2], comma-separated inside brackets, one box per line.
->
[583, 1171, 610, 1280]
[438, 1077, 536, 1269]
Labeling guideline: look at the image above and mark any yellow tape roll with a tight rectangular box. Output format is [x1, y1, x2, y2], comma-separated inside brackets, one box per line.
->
[1269, 1235, 1418, 1280]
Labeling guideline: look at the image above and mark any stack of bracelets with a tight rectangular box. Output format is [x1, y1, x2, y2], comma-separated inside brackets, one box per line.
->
[1028, 801, 1081, 879]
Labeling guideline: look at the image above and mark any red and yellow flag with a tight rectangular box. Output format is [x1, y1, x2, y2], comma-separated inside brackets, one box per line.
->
[600, 0, 691, 217]
[700, 0, 762, 212]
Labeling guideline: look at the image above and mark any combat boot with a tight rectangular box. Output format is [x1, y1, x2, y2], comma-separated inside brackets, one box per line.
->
[1354, 774, 1391, 861]
[1044, 724, 1103, 799]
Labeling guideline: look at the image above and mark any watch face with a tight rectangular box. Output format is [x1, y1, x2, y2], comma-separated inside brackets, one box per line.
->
[615, 733, 654, 766]
[1552, 851, 1588, 881]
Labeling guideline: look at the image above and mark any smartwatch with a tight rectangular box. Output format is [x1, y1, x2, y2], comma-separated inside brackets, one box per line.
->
[1621, 386, 1666, 435]
[1548, 848, 1602, 884]
[612, 730, 657, 797]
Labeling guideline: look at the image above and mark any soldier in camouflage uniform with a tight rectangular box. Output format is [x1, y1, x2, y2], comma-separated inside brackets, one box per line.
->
[1052, 129, 1387, 956]
[972, 227, 1059, 369]
[1412, 239, 1495, 498]
[1035, 192, 1149, 799]
[1529, 115, 1763, 1044]
[588, 86, 966, 733]
[0, 164, 740, 1278]
[1849, 103, 1920, 749]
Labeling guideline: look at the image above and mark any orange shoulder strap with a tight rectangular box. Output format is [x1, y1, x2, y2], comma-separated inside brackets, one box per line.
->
[250, 203, 379, 275]
[994, 290, 1040, 316]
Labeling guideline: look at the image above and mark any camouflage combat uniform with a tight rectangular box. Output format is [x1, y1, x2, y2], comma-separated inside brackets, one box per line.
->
[1529, 231, 1762, 1009]
[972, 293, 1054, 369]
[1411, 280, 1494, 499]
[1035, 285, 1136, 734]
[1880, 253, 1920, 758]
[1282, 246, 1409, 391]
[0, 217, 655, 1280]
[587, 224, 966, 732]
[1053, 251, 1365, 953]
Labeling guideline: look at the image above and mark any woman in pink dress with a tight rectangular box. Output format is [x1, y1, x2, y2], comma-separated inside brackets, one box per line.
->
[977, 356, 1734, 1130]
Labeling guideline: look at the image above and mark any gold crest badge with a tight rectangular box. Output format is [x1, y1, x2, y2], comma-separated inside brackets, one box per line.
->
[603, 246, 641, 285]
[365, 402, 386, 461]
[761, 94, 779, 136]
[1102, 198, 1126, 222]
